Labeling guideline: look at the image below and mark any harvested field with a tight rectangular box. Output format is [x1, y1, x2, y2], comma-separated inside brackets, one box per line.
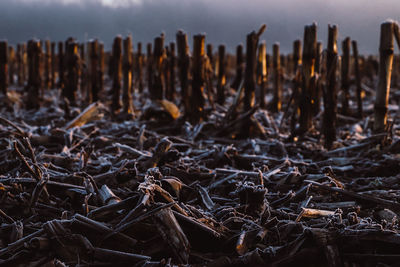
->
[0, 21, 400, 267]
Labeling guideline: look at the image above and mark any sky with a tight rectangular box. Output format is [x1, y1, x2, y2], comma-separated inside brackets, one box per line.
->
[1, 0, 400, 54]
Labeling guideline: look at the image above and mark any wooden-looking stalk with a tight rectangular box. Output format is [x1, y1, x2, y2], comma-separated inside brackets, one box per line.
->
[8, 46, 14, 85]
[44, 40, 51, 89]
[352, 40, 363, 118]
[271, 42, 281, 112]
[299, 23, 317, 133]
[243, 32, 258, 111]
[58, 41, 64, 90]
[64, 40, 79, 104]
[122, 36, 134, 113]
[313, 41, 323, 115]
[88, 39, 99, 103]
[341, 37, 351, 115]
[257, 42, 267, 108]
[374, 22, 395, 132]
[79, 43, 87, 100]
[206, 43, 215, 93]
[217, 44, 226, 105]
[136, 42, 144, 93]
[167, 42, 176, 101]
[151, 35, 165, 100]
[112, 36, 122, 113]
[17, 44, 24, 86]
[323, 24, 338, 149]
[51, 42, 56, 88]
[231, 44, 244, 91]
[206, 44, 214, 74]
[315, 42, 322, 74]
[0, 41, 8, 94]
[289, 40, 303, 135]
[26, 40, 42, 109]
[98, 42, 105, 95]
[146, 43, 153, 96]
[293, 40, 302, 75]
[191, 34, 206, 123]
[176, 31, 190, 111]
[22, 43, 27, 87]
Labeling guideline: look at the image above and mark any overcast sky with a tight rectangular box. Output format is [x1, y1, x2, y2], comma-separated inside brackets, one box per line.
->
[1, 0, 399, 54]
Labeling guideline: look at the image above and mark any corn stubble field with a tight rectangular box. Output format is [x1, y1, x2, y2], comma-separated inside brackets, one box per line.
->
[0, 21, 400, 266]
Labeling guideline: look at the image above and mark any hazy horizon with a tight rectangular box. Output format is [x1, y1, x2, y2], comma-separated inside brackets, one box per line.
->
[1, 0, 400, 54]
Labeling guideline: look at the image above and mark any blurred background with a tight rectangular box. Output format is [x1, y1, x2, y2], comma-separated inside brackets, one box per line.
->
[1, 0, 399, 53]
